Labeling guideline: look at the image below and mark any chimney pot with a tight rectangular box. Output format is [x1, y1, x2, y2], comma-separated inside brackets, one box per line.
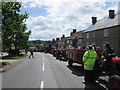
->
[62, 34, 65, 38]
[73, 29, 76, 33]
[56, 38, 60, 41]
[109, 10, 115, 19]
[92, 17, 97, 25]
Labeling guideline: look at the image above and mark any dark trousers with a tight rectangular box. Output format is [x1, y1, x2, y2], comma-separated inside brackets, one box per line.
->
[84, 70, 94, 82]
[29, 54, 34, 58]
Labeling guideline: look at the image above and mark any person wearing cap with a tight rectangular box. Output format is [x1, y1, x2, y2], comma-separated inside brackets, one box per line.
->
[101, 43, 115, 73]
[82, 45, 98, 84]
[92, 44, 97, 50]
[72, 35, 78, 49]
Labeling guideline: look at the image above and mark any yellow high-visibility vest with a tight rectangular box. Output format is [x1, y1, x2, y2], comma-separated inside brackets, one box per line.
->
[82, 50, 98, 70]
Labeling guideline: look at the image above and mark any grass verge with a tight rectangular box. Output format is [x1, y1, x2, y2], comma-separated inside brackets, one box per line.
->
[0, 62, 9, 67]
[2, 53, 27, 59]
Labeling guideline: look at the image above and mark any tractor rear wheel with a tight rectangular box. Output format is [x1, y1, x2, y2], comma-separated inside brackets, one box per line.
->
[68, 60, 73, 67]
[108, 75, 120, 90]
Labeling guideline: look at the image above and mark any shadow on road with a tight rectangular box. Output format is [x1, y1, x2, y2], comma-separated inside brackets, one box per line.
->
[67, 65, 108, 89]
[84, 82, 106, 90]
[60, 59, 68, 62]
[67, 65, 85, 76]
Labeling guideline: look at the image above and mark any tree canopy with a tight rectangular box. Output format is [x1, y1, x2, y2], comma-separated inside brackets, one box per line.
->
[2, 1, 31, 52]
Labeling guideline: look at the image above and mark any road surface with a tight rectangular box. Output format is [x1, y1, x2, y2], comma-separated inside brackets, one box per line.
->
[1, 52, 107, 89]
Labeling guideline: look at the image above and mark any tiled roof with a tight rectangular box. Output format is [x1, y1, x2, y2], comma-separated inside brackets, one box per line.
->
[67, 30, 83, 40]
[84, 14, 120, 33]
[61, 36, 70, 41]
[60, 30, 83, 41]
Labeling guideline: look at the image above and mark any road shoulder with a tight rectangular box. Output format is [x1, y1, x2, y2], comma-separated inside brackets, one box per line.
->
[0, 55, 28, 72]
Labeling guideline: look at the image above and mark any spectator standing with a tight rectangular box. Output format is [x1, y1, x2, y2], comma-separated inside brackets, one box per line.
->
[101, 43, 115, 73]
[82, 45, 98, 84]
[29, 49, 34, 59]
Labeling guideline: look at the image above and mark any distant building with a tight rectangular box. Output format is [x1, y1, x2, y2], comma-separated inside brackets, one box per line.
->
[58, 34, 68, 49]
[57, 29, 83, 49]
[83, 10, 120, 55]
[66, 29, 83, 49]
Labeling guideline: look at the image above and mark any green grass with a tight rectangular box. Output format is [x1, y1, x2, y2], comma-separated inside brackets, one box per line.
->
[0, 61, 9, 65]
[2, 54, 27, 59]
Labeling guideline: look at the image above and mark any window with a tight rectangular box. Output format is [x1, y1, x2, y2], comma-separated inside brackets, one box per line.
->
[67, 40, 69, 44]
[78, 39, 82, 42]
[78, 39, 82, 45]
[92, 42, 95, 45]
[104, 29, 109, 37]
[86, 33, 89, 38]
[92, 32, 95, 37]
[70, 40, 72, 44]
[62, 42, 65, 45]
[86, 42, 89, 47]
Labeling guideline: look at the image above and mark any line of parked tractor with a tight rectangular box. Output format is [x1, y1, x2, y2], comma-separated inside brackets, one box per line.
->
[40, 45, 120, 90]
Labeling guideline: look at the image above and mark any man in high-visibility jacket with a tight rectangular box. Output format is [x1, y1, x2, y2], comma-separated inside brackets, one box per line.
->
[82, 45, 98, 84]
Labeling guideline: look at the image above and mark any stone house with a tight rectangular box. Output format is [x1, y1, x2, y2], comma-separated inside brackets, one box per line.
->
[83, 10, 120, 55]
[57, 29, 83, 49]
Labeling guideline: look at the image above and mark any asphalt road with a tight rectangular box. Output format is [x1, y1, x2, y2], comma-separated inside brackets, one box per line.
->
[2, 52, 107, 89]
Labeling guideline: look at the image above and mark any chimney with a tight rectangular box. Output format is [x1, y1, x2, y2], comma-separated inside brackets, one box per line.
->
[73, 29, 76, 33]
[52, 39, 55, 42]
[56, 38, 60, 41]
[92, 17, 97, 25]
[109, 10, 115, 19]
[70, 32, 73, 36]
[62, 34, 65, 38]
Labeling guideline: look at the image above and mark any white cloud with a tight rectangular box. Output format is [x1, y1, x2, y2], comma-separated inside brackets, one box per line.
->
[30, 29, 62, 40]
[21, 0, 119, 40]
[29, 3, 36, 8]
[23, 5, 28, 8]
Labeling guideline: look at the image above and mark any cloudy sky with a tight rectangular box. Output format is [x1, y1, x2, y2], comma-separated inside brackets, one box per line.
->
[17, 0, 119, 41]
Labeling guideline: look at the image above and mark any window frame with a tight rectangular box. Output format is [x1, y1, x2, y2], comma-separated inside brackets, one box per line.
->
[86, 33, 89, 38]
[104, 29, 109, 37]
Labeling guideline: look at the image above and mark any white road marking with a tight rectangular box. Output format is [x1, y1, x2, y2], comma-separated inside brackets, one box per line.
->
[40, 81, 44, 89]
[42, 54, 44, 61]
[42, 62, 45, 71]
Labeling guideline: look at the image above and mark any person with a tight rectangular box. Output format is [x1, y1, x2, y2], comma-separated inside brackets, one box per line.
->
[68, 44, 73, 49]
[82, 45, 98, 84]
[72, 35, 78, 48]
[101, 43, 115, 73]
[82, 46, 86, 50]
[92, 44, 96, 50]
[29, 49, 34, 58]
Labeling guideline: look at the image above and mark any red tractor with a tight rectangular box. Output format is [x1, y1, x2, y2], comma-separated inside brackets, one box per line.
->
[56, 48, 67, 61]
[107, 57, 120, 90]
[66, 48, 120, 89]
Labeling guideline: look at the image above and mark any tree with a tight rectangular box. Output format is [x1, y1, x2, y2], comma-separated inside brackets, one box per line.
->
[2, 1, 31, 55]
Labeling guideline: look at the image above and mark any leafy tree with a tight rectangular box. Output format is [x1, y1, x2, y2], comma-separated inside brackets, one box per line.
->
[0, 2, 2, 52]
[2, 1, 31, 55]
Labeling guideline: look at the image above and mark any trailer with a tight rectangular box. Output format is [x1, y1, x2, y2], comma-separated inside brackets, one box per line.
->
[67, 49, 86, 66]
[67, 49, 101, 67]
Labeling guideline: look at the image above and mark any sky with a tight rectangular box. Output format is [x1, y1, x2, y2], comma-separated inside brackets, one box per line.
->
[17, 0, 120, 41]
